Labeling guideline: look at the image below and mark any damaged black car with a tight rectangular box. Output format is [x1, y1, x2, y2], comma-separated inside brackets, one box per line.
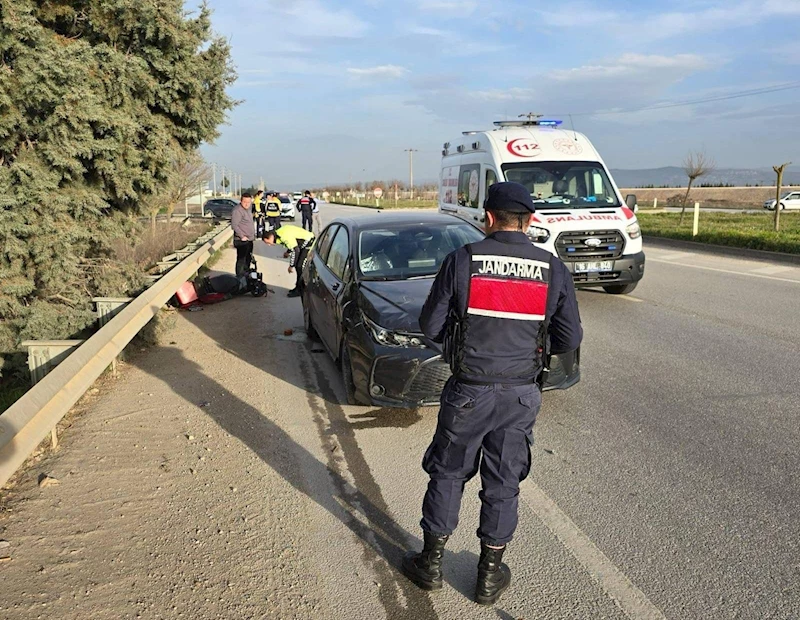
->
[302, 212, 580, 407]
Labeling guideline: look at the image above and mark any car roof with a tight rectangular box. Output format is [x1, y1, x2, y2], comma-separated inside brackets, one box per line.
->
[329, 210, 472, 231]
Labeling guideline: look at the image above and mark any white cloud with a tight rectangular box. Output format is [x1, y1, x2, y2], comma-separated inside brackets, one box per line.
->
[552, 54, 712, 82]
[347, 65, 410, 79]
[532, 0, 800, 42]
[408, 52, 716, 123]
[416, 0, 478, 14]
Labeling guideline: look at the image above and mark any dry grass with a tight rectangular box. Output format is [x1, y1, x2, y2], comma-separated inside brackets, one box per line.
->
[111, 221, 211, 270]
[625, 186, 800, 208]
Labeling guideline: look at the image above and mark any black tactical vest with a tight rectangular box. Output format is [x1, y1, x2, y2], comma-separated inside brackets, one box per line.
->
[445, 236, 552, 385]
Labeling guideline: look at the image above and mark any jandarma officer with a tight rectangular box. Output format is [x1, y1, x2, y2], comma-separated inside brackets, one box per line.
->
[401, 182, 583, 605]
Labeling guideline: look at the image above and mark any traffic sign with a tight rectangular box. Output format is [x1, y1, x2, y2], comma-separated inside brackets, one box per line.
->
[373, 187, 384, 199]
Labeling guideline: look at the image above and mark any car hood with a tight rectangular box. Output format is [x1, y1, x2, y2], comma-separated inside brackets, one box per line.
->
[358, 278, 435, 333]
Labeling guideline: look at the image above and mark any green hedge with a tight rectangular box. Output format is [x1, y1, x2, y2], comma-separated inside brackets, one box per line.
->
[638, 212, 800, 255]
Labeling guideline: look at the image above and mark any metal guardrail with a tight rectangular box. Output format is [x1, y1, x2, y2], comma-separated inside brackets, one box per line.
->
[0, 223, 233, 489]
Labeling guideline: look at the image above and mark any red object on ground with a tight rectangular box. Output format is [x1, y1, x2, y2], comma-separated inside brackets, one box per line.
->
[176, 281, 198, 307]
[198, 293, 229, 304]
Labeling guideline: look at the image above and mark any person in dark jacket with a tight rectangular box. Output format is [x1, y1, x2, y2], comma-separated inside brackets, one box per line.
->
[401, 182, 583, 606]
[296, 191, 316, 232]
[231, 193, 255, 276]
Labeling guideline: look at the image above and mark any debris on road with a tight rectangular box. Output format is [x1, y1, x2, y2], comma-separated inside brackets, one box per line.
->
[37, 474, 60, 488]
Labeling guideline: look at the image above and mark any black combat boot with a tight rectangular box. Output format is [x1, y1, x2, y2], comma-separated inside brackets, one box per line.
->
[401, 532, 449, 590]
[475, 543, 511, 605]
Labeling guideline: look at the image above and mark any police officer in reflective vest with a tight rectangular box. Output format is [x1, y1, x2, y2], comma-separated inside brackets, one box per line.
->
[262, 224, 315, 298]
[402, 182, 583, 605]
[265, 192, 282, 232]
[252, 190, 267, 237]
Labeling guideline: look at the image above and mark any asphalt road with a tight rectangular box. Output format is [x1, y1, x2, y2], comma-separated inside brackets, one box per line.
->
[1, 202, 797, 619]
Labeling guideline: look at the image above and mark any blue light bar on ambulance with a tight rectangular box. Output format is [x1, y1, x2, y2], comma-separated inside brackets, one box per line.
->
[538, 120, 562, 127]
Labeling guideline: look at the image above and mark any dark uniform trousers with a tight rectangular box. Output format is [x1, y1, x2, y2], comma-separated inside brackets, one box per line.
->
[267, 216, 281, 232]
[421, 377, 540, 547]
[233, 239, 253, 276]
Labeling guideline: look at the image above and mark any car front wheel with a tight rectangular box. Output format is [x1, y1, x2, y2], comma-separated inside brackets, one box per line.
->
[340, 341, 362, 406]
[603, 282, 638, 295]
[303, 299, 318, 341]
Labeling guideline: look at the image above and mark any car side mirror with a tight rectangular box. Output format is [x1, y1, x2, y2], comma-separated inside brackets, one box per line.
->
[625, 194, 638, 212]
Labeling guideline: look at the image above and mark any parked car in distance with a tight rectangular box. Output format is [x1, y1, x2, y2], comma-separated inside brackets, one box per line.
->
[764, 191, 800, 210]
[203, 198, 238, 219]
[279, 194, 296, 220]
[292, 192, 303, 204]
[302, 211, 581, 407]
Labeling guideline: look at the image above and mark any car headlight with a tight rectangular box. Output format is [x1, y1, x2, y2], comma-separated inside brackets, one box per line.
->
[527, 226, 550, 244]
[626, 221, 641, 239]
[363, 315, 426, 348]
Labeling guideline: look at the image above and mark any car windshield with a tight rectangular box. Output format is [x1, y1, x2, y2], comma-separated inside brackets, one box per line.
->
[280, 196, 290, 204]
[502, 161, 621, 209]
[358, 222, 484, 280]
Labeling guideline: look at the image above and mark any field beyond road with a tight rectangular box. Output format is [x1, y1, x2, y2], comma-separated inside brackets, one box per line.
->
[637, 211, 800, 254]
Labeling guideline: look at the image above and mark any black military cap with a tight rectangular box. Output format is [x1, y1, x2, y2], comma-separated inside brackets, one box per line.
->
[485, 181, 535, 213]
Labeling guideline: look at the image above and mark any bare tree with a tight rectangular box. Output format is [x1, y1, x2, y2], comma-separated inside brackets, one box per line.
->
[141, 150, 210, 231]
[679, 150, 716, 224]
[166, 150, 210, 216]
[773, 162, 792, 232]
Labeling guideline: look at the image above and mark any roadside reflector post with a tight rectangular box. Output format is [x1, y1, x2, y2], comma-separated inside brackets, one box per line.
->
[653, 197, 658, 209]
[693, 202, 700, 237]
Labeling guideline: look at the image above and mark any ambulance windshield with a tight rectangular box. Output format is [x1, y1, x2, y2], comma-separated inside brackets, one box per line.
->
[502, 162, 621, 209]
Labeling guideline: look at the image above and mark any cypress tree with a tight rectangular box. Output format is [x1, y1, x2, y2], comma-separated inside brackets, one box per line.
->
[0, 0, 235, 374]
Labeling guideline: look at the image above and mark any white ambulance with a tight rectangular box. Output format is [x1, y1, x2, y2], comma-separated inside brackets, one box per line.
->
[439, 118, 645, 294]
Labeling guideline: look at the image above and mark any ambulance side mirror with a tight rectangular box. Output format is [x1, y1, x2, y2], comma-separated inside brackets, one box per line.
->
[625, 194, 638, 212]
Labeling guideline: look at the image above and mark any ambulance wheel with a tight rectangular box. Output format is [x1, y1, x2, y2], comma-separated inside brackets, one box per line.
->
[340, 342, 361, 406]
[603, 283, 638, 295]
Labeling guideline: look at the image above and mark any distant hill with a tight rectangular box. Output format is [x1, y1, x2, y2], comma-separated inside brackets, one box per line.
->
[611, 166, 800, 188]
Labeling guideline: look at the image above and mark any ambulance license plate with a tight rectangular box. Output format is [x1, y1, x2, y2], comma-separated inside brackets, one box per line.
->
[574, 260, 613, 273]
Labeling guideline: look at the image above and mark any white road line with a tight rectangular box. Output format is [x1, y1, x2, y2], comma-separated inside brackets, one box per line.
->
[614, 296, 644, 303]
[750, 265, 795, 275]
[650, 252, 693, 261]
[521, 480, 666, 620]
[648, 258, 800, 284]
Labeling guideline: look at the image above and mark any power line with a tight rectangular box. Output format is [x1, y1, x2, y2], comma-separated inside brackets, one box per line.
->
[562, 80, 800, 118]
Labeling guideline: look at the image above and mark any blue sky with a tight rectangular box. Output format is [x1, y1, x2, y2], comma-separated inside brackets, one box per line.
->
[196, 0, 800, 188]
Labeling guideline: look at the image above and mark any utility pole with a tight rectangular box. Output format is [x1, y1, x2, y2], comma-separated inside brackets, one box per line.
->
[211, 163, 217, 198]
[405, 148, 418, 200]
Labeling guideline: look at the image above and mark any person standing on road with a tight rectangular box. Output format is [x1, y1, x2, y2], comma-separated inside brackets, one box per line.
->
[311, 193, 322, 234]
[297, 191, 316, 232]
[262, 223, 315, 297]
[252, 190, 267, 238]
[265, 192, 282, 232]
[401, 182, 583, 606]
[231, 193, 256, 276]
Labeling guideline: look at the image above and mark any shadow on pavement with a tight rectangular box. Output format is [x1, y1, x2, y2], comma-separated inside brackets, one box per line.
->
[136, 254, 515, 616]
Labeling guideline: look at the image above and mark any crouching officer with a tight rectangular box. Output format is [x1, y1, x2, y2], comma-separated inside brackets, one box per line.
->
[262, 224, 315, 297]
[401, 182, 583, 605]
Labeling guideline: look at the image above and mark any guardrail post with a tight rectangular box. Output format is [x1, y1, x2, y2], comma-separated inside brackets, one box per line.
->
[93, 297, 133, 328]
[93, 298, 133, 375]
[20, 340, 85, 449]
[693, 202, 700, 237]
